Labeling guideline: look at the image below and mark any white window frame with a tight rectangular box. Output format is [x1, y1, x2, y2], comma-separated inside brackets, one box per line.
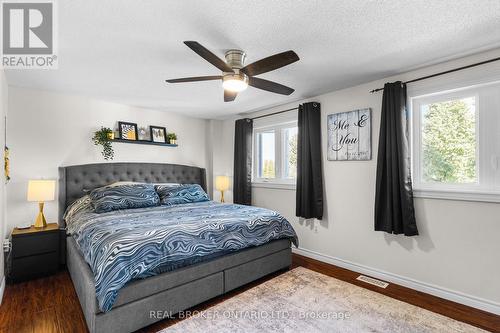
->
[410, 81, 500, 203]
[253, 119, 298, 190]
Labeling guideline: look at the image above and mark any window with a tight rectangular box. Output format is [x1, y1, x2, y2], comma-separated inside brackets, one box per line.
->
[253, 118, 298, 187]
[421, 96, 477, 184]
[411, 82, 500, 201]
[256, 130, 276, 179]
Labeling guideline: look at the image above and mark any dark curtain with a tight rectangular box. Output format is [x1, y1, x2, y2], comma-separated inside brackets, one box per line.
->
[233, 118, 253, 205]
[374, 82, 418, 236]
[296, 102, 323, 219]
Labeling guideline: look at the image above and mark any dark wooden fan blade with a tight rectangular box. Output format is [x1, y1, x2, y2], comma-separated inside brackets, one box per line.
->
[248, 77, 295, 95]
[224, 90, 237, 102]
[241, 51, 299, 76]
[184, 41, 234, 73]
[166, 75, 222, 83]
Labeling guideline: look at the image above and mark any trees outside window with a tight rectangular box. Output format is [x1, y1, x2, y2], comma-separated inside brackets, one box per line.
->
[422, 97, 476, 184]
[411, 81, 500, 201]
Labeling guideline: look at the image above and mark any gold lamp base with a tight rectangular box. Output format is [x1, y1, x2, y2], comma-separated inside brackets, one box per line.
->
[34, 202, 47, 228]
[220, 191, 225, 203]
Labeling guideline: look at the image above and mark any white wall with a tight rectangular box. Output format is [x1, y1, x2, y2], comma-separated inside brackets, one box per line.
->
[210, 119, 235, 203]
[0, 70, 7, 302]
[6, 87, 210, 232]
[216, 48, 500, 313]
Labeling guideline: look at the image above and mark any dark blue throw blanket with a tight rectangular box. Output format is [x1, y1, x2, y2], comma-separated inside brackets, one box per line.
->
[66, 200, 298, 312]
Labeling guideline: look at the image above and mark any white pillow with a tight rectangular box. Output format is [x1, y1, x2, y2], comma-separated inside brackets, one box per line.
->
[83, 181, 180, 195]
[107, 181, 138, 187]
[110, 181, 180, 187]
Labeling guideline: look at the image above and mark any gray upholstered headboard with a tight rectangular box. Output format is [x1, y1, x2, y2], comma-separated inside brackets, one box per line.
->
[58, 162, 207, 222]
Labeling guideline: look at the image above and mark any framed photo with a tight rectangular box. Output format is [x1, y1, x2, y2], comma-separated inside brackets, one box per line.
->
[138, 127, 150, 141]
[150, 126, 167, 143]
[118, 121, 138, 141]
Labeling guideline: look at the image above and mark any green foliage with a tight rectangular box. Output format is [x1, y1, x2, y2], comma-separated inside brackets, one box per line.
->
[422, 99, 476, 183]
[288, 133, 297, 178]
[262, 160, 275, 178]
[93, 127, 114, 160]
[167, 133, 177, 142]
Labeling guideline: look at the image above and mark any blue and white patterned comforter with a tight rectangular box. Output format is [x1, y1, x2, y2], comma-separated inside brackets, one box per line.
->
[66, 201, 298, 312]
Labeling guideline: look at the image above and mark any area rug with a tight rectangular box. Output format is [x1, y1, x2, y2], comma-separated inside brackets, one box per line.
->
[159, 267, 486, 333]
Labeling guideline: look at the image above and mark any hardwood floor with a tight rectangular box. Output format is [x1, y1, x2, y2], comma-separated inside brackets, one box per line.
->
[1, 254, 498, 333]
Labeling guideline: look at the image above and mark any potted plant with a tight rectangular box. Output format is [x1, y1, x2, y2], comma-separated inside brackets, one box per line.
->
[92, 127, 115, 160]
[167, 133, 178, 144]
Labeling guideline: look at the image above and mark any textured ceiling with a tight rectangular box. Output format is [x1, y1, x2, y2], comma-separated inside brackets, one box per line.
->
[5, 0, 500, 118]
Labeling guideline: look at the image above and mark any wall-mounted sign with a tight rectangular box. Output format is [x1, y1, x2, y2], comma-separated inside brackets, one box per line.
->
[327, 108, 371, 161]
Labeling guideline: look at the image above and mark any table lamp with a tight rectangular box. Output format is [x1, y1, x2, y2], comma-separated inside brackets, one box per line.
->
[215, 176, 230, 203]
[27, 180, 56, 228]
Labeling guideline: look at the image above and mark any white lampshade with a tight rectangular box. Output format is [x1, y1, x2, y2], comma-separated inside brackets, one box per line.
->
[215, 176, 230, 192]
[27, 180, 56, 202]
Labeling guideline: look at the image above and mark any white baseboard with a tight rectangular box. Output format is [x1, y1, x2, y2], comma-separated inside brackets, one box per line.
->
[293, 247, 500, 315]
[0, 276, 5, 306]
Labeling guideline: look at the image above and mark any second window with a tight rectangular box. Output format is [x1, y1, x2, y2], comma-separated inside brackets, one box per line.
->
[254, 121, 298, 184]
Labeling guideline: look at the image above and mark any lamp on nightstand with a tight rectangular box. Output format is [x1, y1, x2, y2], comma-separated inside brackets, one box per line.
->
[27, 180, 56, 228]
[215, 176, 230, 203]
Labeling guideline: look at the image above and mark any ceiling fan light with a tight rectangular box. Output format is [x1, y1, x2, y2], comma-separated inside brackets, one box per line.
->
[222, 73, 248, 92]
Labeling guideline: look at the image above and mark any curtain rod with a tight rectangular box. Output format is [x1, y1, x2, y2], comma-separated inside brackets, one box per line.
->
[250, 107, 299, 120]
[369, 56, 500, 93]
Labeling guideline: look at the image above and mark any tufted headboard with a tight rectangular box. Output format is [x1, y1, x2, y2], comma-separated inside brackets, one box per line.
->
[58, 162, 207, 223]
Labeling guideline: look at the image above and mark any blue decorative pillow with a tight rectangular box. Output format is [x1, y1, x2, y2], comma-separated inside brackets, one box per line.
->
[90, 184, 160, 213]
[155, 184, 209, 206]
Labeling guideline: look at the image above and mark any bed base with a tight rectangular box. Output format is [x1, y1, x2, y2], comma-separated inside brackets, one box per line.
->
[67, 237, 292, 333]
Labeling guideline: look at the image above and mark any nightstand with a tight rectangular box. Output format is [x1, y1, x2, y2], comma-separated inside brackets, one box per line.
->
[10, 223, 60, 282]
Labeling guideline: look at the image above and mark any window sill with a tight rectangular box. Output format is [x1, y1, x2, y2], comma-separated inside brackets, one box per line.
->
[413, 188, 500, 203]
[252, 182, 296, 191]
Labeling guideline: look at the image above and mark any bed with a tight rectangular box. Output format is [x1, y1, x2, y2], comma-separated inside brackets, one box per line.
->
[60, 163, 297, 333]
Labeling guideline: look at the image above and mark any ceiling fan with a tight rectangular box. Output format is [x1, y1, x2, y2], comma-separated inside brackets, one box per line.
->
[166, 41, 299, 102]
